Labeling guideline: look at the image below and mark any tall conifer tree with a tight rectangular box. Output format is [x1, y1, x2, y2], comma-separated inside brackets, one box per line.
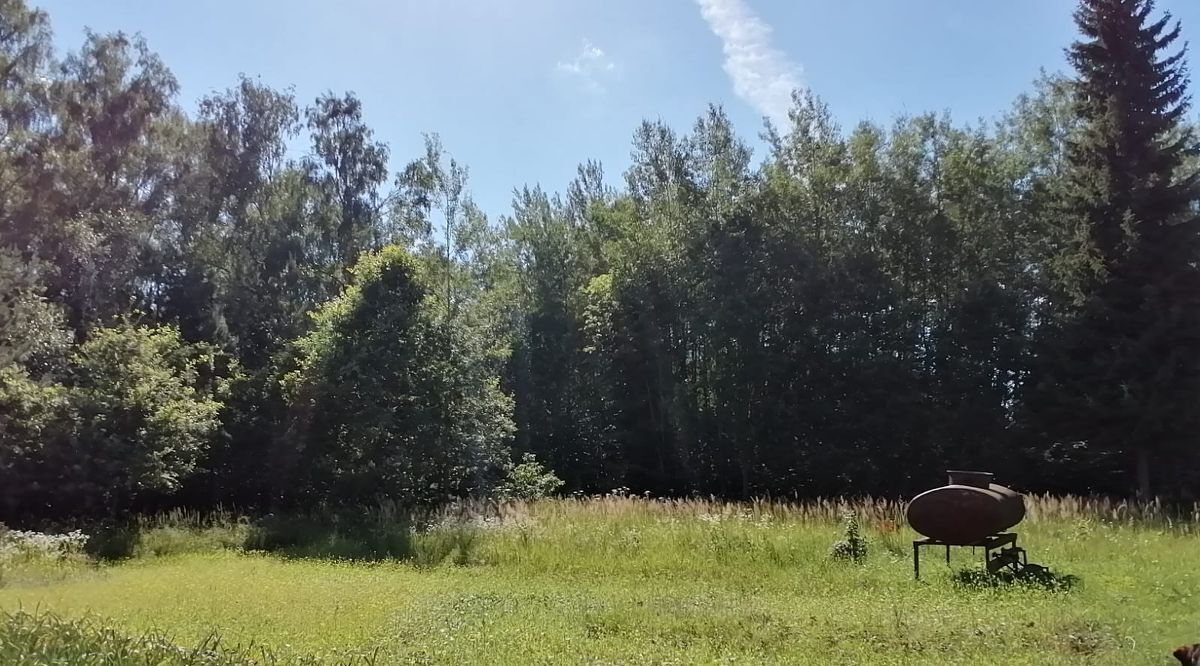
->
[1028, 0, 1200, 496]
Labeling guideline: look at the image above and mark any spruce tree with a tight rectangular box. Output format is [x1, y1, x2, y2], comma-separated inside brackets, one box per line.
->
[1028, 0, 1200, 496]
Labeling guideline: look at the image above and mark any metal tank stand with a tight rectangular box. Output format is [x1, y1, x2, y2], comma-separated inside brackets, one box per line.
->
[912, 532, 1026, 579]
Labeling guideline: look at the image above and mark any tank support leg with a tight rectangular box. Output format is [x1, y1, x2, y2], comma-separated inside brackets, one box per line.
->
[945, 545, 950, 564]
[913, 542, 920, 580]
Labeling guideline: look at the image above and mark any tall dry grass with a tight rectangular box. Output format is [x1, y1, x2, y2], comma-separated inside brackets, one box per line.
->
[9, 492, 1193, 572]
[431, 492, 1200, 532]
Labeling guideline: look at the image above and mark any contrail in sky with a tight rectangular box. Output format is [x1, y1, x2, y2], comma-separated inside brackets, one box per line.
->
[695, 0, 804, 127]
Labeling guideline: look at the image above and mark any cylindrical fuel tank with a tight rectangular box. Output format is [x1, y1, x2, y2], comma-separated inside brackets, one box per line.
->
[906, 470, 1025, 545]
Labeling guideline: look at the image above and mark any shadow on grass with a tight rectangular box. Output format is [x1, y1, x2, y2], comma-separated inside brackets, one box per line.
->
[242, 512, 480, 566]
[80, 509, 482, 567]
[951, 563, 1080, 592]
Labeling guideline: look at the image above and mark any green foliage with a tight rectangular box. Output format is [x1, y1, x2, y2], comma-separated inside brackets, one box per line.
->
[306, 91, 389, 264]
[0, 251, 72, 374]
[496, 453, 564, 501]
[828, 512, 868, 564]
[0, 323, 226, 519]
[1024, 0, 1200, 496]
[2, 0, 1200, 521]
[66, 325, 225, 511]
[0, 0, 52, 135]
[409, 520, 481, 567]
[284, 246, 513, 507]
[1, 25, 181, 334]
[97, 506, 485, 565]
[0, 365, 72, 516]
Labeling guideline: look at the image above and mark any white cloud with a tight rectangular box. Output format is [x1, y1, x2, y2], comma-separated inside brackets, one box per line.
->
[695, 0, 803, 126]
[556, 39, 616, 93]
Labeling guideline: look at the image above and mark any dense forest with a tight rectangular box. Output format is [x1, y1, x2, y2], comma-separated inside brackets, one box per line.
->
[1, 0, 1198, 522]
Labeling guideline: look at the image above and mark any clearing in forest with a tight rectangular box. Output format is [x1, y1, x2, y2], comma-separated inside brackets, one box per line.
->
[1, 497, 1197, 665]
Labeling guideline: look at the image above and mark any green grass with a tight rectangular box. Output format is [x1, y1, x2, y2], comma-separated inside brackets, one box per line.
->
[1, 496, 1198, 664]
[0, 609, 374, 665]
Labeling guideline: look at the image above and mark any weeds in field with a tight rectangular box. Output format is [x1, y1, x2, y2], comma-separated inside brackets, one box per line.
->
[871, 518, 907, 557]
[0, 527, 88, 559]
[82, 510, 250, 561]
[0, 526, 91, 587]
[0, 609, 376, 665]
[0, 496, 1196, 664]
[6, 493, 1197, 573]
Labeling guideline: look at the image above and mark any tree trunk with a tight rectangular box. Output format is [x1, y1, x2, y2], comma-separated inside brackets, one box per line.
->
[1135, 447, 1151, 499]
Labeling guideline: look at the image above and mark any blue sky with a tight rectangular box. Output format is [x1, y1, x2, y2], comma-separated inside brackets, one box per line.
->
[34, 0, 1200, 220]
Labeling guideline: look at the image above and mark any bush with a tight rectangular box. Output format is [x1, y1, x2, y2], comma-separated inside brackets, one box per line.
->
[67, 325, 226, 512]
[496, 453, 564, 501]
[83, 524, 141, 561]
[80, 511, 250, 561]
[0, 367, 72, 519]
[283, 246, 513, 508]
[1, 324, 229, 520]
[829, 512, 868, 564]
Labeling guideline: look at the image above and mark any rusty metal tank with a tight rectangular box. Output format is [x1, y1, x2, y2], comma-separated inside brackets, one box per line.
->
[906, 470, 1025, 545]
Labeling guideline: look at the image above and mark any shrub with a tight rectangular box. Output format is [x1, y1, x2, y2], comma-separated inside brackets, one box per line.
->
[83, 523, 141, 561]
[0, 367, 72, 519]
[1, 324, 229, 520]
[67, 325, 225, 512]
[241, 506, 488, 565]
[83, 511, 250, 561]
[282, 246, 513, 508]
[496, 453, 564, 501]
[829, 512, 868, 563]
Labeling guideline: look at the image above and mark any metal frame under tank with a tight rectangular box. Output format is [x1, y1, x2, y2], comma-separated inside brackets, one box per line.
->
[912, 531, 1027, 580]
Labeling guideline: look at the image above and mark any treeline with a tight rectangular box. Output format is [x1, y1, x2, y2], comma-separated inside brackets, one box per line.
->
[1, 0, 1198, 521]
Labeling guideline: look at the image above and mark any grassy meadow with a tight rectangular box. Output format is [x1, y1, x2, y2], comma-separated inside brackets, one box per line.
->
[1, 496, 1198, 665]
